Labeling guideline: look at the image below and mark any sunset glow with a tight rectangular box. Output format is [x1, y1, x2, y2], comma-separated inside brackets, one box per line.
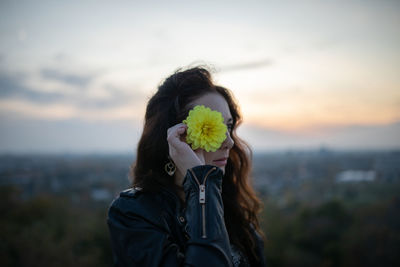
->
[1, 0, 399, 152]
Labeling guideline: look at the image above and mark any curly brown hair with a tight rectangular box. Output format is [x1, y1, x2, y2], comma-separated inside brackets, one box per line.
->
[130, 65, 264, 265]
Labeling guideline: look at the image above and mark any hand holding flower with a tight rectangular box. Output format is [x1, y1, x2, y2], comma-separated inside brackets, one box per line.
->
[167, 123, 205, 186]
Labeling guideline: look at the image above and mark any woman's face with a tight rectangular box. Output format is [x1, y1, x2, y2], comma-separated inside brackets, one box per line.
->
[187, 92, 235, 174]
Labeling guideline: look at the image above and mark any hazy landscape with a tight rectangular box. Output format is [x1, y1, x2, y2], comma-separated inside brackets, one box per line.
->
[1, 149, 399, 266]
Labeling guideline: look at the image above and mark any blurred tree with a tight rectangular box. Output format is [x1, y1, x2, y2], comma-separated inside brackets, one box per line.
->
[342, 196, 400, 267]
[0, 186, 113, 267]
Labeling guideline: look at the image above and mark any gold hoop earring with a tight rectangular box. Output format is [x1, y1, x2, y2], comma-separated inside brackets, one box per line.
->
[165, 158, 176, 176]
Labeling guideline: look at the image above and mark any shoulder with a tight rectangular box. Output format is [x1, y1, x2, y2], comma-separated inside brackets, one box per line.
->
[108, 187, 167, 229]
[107, 188, 179, 266]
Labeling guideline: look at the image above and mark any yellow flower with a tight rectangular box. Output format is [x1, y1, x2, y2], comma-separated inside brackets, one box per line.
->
[183, 105, 227, 152]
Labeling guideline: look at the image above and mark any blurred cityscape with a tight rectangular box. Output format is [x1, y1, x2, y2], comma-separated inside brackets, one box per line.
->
[252, 149, 400, 203]
[1, 149, 399, 204]
[1, 149, 399, 266]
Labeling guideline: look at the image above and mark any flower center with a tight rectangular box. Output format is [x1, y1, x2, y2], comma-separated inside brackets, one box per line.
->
[201, 123, 212, 136]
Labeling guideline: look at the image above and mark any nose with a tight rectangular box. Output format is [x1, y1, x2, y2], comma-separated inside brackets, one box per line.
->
[222, 130, 234, 150]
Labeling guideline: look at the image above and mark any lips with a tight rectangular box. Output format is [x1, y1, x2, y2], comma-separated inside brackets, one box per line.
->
[213, 157, 228, 166]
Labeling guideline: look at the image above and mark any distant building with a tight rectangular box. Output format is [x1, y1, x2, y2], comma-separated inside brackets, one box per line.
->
[335, 170, 376, 183]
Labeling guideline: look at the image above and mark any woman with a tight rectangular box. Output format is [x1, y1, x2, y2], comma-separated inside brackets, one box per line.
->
[107, 66, 265, 266]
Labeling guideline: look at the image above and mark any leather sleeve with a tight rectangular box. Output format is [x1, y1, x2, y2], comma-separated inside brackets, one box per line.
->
[183, 165, 233, 266]
[107, 165, 233, 267]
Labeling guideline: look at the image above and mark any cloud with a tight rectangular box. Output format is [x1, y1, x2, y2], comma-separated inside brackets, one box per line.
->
[41, 68, 93, 88]
[0, 70, 144, 110]
[0, 69, 148, 121]
[0, 72, 65, 103]
[220, 59, 274, 72]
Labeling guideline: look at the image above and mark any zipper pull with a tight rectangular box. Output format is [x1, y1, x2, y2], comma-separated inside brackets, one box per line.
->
[199, 184, 206, 203]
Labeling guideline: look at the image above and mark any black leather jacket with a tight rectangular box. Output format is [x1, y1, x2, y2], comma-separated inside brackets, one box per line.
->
[107, 165, 266, 266]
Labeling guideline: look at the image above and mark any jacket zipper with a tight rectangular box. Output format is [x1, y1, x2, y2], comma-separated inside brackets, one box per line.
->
[189, 167, 216, 239]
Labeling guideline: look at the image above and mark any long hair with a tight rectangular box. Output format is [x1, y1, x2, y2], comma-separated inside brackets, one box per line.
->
[130, 66, 263, 264]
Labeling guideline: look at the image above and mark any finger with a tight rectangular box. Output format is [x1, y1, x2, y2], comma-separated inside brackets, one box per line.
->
[167, 125, 188, 149]
[176, 125, 186, 135]
[168, 127, 186, 143]
[167, 123, 186, 138]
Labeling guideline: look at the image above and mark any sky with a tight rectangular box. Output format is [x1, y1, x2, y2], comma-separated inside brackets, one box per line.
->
[0, 0, 399, 154]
